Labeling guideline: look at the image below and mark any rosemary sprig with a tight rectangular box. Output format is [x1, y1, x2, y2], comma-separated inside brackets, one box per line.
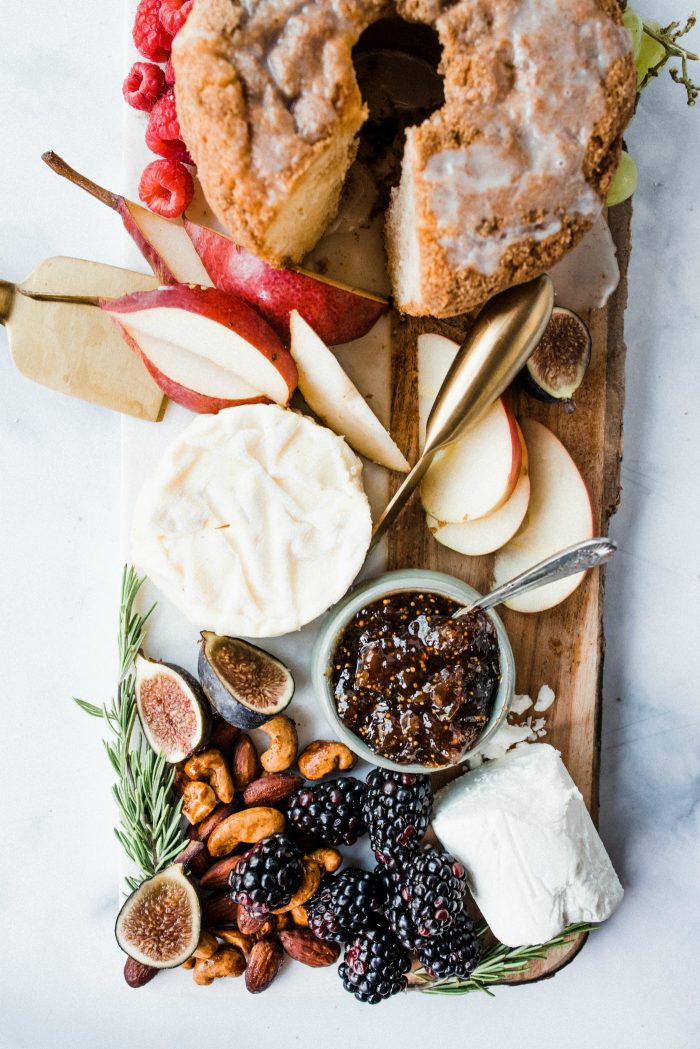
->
[413, 923, 599, 996]
[641, 14, 699, 105]
[74, 566, 187, 892]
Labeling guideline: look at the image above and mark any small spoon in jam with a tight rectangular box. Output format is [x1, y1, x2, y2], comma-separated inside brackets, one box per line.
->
[452, 537, 617, 618]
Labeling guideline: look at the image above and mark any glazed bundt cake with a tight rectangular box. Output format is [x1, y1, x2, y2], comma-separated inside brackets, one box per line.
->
[173, 0, 635, 317]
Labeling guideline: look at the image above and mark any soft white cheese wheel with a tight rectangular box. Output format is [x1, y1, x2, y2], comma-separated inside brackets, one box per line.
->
[433, 743, 624, 947]
[132, 404, 372, 637]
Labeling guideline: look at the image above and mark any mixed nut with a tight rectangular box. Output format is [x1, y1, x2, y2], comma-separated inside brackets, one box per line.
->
[120, 700, 356, 993]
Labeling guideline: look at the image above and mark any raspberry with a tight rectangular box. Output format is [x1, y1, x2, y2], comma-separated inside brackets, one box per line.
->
[139, 159, 193, 218]
[159, 0, 193, 36]
[133, 0, 173, 62]
[164, 58, 176, 86]
[122, 62, 166, 112]
[145, 90, 191, 163]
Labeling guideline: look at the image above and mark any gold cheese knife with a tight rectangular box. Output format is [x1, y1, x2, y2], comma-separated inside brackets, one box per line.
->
[371, 274, 554, 546]
[0, 256, 163, 420]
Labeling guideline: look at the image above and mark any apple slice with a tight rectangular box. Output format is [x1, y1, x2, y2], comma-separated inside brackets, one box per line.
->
[102, 285, 297, 406]
[289, 311, 409, 472]
[184, 218, 389, 345]
[118, 327, 267, 414]
[420, 397, 521, 522]
[41, 152, 210, 286]
[428, 425, 530, 555]
[493, 418, 594, 613]
[417, 332, 461, 452]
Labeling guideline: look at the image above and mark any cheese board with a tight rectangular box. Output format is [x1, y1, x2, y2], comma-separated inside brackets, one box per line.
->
[57, 0, 698, 1007]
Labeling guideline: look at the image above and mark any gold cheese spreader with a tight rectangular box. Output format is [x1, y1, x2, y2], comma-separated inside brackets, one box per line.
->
[371, 274, 554, 548]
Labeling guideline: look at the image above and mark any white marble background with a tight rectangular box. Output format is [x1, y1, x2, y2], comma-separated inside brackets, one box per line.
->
[1, 2, 699, 1047]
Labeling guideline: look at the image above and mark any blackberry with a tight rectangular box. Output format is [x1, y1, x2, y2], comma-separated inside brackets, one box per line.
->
[286, 777, 367, 847]
[403, 845, 466, 937]
[417, 911, 481, 979]
[379, 872, 425, 951]
[228, 833, 304, 917]
[364, 769, 432, 869]
[306, 868, 386, 942]
[338, 921, 410, 1004]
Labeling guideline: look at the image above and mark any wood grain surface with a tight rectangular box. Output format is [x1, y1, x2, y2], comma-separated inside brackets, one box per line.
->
[389, 201, 632, 983]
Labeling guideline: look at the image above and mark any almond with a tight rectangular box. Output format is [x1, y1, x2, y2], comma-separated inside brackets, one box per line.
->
[201, 892, 239, 928]
[230, 733, 261, 790]
[278, 928, 340, 968]
[243, 772, 304, 806]
[123, 957, 158, 988]
[237, 907, 271, 936]
[190, 801, 239, 842]
[199, 849, 252, 891]
[207, 717, 239, 751]
[245, 939, 284, 994]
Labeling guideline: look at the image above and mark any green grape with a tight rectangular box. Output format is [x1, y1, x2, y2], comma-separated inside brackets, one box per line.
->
[623, 6, 643, 62]
[636, 19, 666, 85]
[606, 151, 638, 207]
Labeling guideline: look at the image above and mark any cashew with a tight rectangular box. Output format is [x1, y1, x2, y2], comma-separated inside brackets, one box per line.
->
[307, 847, 342, 873]
[259, 715, 298, 773]
[185, 749, 234, 804]
[291, 905, 309, 927]
[297, 740, 356, 780]
[273, 858, 322, 914]
[182, 780, 217, 824]
[207, 806, 285, 857]
[192, 931, 219, 960]
[193, 945, 246, 984]
[212, 928, 254, 955]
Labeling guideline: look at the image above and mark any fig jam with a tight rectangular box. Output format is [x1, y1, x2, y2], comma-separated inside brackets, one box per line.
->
[331, 590, 500, 767]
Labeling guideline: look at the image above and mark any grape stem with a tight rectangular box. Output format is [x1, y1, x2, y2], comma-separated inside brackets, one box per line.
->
[640, 15, 699, 105]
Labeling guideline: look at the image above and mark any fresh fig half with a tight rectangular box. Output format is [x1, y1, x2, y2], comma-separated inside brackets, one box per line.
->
[521, 306, 591, 409]
[135, 653, 210, 762]
[198, 632, 294, 729]
[115, 864, 201, 969]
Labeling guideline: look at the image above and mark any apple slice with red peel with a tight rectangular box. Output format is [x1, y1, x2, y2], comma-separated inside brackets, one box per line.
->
[102, 285, 297, 407]
[420, 397, 521, 523]
[428, 425, 530, 555]
[289, 311, 409, 472]
[41, 152, 210, 286]
[184, 218, 389, 345]
[117, 326, 267, 413]
[493, 418, 594, 613]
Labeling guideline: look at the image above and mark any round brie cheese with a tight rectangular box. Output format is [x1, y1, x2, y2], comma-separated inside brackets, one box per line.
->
[132, 404, 372, 637]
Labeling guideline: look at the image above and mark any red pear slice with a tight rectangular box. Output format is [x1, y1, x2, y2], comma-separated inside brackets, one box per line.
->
[184, 218, 388, 345]
[117, 327, 267, 414]
[102, 285, 297, 406]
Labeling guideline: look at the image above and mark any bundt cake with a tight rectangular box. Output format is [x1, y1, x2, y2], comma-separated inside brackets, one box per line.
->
[173, 0, 635, 318]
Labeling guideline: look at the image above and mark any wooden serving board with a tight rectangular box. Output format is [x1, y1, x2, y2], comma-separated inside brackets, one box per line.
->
[389, 200, 632, 982]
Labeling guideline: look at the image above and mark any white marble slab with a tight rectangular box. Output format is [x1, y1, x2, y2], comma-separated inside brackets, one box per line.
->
[0, 0, 699, 1046]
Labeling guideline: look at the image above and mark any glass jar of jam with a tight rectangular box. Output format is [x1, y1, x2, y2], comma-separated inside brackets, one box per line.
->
[330, 589, 501, 767]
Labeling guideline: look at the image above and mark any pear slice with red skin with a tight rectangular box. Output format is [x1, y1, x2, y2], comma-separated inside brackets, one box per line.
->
[117, 326, 269, 414]
[101, 284, 297, 407]
[41, 152, 211, 286]
[184, 217, 388, 345]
